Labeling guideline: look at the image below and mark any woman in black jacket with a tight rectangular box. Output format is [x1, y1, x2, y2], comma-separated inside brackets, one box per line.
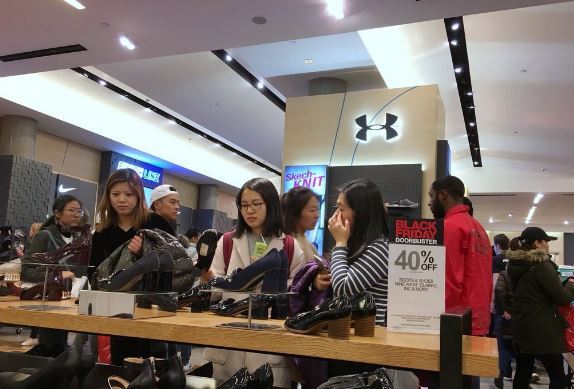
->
[507, 226, 574, 389]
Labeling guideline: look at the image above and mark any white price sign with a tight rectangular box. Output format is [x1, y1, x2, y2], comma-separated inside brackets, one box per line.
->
[387, 243, 445, 333]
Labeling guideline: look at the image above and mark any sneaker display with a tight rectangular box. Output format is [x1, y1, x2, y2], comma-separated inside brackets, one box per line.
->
[20, 337, 38, 347]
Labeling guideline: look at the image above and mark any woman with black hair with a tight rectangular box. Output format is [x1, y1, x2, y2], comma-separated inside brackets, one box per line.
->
[281, 186, 320, 260]
[328, 178, 390, 325]
[21, 194, 84, 357]
[204, 177, 305, 388]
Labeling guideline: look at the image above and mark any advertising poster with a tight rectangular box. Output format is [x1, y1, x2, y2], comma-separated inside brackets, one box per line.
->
[283, 165, 327, 255]
[387, 217, 445, 333]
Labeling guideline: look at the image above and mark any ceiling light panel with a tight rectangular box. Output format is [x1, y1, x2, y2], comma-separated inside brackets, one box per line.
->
[63, 0, 85, 10]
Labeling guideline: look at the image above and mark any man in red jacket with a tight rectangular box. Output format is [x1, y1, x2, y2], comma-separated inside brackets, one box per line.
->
[428, 175, 492, 336]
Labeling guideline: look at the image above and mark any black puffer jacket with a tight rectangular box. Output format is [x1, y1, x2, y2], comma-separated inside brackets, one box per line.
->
[507, 249, 574, 354]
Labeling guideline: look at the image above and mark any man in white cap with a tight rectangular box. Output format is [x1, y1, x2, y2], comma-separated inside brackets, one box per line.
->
[150, 184, 180, 236]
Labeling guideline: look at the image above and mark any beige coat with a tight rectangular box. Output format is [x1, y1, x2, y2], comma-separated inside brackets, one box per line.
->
[204, 233, 305, 387]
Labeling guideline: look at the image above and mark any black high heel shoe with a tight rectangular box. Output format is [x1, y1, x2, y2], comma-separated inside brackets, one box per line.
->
[108, 357, 157, 389]
[156, 252, 174, 292]
[210, 249, 287, 292]
[157, 353, 186, 389]
[216, 367, 250, 389]
[97, 251, 160, 292]
[195, 229, 218, 270]
[249, 363, 273, 389]
[284, 296, 352, 340]
[210, 294, 276, 319]
[178, 283, 211, 311]
[350, 292, 377, 337]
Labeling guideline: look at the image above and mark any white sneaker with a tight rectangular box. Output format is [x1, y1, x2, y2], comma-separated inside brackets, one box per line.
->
[20, 338, 38, 347]
[531, 372, 540, 383]
[183, 362, 193, 373]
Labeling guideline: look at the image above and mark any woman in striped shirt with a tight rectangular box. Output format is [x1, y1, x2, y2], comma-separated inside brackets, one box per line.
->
[327, 178, 389, 326]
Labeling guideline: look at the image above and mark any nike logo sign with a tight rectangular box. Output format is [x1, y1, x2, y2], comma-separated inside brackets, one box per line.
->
[58, 184, 77, 193]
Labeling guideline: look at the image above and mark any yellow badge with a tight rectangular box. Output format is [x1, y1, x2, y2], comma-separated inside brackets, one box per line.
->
[253, 241, 268, 259]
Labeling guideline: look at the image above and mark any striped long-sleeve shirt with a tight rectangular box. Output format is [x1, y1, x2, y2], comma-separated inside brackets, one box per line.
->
[330, 238, 389, 325]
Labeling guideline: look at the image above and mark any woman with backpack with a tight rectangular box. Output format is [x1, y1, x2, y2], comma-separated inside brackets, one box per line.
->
[203, 177, 305, 388]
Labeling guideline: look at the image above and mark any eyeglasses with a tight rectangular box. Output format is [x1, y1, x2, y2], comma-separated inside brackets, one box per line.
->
[64, 208, 84, 216]
[238, 201, 265, 212]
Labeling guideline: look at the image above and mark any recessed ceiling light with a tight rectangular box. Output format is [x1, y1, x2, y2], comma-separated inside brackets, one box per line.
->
[144, 108, 151, 113]
[525, 220, 531, 224]
[119, 36, 136, 50]
[541, 168, 546, 172]
[169, 120, 176, 125]
[469, 122, 475, 127]
[565, 221, 570, 225]
[466, 91, 473, 96]
[488, 217, 494, 224]
[450, 40, 458, 46]
[225, 54, 232, 62]
[454, 67, 462, 73]
[451, 22, 460, 31]
[326, 0, 345, 20]
[304, 59, 315, 64]
[473, 161, 479, 166]
[256, 81, 264, 89]
[98, 80, 107, 86]
[63, 0, 85, 10]
[533, 193, 544, 204]
[508, 213, 513, 217]
[468, 106, 475, 109]
[251, 16, 268, 25]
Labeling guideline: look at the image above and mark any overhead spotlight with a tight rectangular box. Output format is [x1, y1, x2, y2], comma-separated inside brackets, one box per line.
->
[533, 193, 544, 204]
[119, 35, 136, 50]
[256, 81, 264, 89]
[473, 161, 479, 166]
[63, 0, 86, 10]
[169, 120, 176, 125]
[468, 105, 475, 109]
[466, 91, 473, 96]
[508, 213, 513, 217]
[98, 80, 107, 86]
[469, 122, 475, 127]
[225, 54, 232, 62]
[144, 108, 151, 113]
[304, 59, 315, 64]
[450, 40, 458, 46]
[451, 22, 460, 31]
[454, 67, 462, 73]
[565, 221, 570, 225]
[488, 217, 494, 224]
[326, 0, 345, 20]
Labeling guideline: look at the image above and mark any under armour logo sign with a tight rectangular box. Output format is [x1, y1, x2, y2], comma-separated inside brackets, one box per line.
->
[355, 113, 399, 142]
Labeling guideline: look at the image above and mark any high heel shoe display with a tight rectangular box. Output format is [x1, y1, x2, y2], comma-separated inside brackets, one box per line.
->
[284, 296, 352, 340]
[97, 251, 160, 292]
[157, 353, 186, 389]
[216, 367, 250, 389]
[156, 252, 174, 293]
[195, 229, 218, 270]
[108, 357, 158, 389]
[210, 249, 287, 292]
[31, 224, 92, 267]
[350, 292, 377, 337]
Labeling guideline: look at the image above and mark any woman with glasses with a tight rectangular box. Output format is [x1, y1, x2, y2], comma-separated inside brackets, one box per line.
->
[20, 194, 84, 357]
[203, 177, 305, 388]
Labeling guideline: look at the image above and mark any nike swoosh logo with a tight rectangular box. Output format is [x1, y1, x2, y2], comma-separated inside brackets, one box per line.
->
[58, 184, 77, 193]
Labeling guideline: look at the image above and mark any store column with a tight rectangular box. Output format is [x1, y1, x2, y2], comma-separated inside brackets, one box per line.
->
[0, 115, 53, 229]
[193, 184, 233, 232]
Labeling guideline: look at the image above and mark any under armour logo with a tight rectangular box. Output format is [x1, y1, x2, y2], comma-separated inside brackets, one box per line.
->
[355, 113, 399, 142]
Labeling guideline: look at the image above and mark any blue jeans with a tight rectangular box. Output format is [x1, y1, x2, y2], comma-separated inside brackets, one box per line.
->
[494, 315, 514, 378]
[176, 344, 192, 365]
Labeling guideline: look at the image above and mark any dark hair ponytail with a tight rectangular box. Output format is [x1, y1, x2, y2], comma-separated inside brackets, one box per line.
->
[42, 195, 82, 228]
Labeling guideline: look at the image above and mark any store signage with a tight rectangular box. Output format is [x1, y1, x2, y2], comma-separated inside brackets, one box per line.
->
[355, 113, 399, 142]
[387, 217, 445, 334]
[116, 159, 163, 188]
[284, 165, 327, 254]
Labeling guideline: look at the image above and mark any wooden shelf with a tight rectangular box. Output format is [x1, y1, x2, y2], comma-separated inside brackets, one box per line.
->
[0, 299, 498, 377]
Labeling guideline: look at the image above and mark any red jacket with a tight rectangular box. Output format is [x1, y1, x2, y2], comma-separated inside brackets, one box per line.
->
[444, 204, 492, 335]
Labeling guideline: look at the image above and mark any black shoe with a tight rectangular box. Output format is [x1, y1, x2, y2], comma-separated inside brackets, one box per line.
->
[195, 229, 219, 270]
[210, 295, 275, 318]
[156, 252, 174, 292]
[217, 367, 250, 389]
[350, 292, 377, 337]
[249, 363, 273, 389]
[97, 251, 160, 292]
[158, 353, 186, 389]
[210, 249, 287, 292]
[178, 283, 211, 311]
[494, 376, 503, 388]
[285, 296, 352, 340]
[108, 357, 157, 389]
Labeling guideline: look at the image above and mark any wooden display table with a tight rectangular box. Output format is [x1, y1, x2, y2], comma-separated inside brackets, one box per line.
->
[0, 299, 498, 378]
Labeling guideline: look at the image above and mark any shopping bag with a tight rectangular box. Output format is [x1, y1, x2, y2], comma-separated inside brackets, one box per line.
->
[558, 304, 574, 352]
